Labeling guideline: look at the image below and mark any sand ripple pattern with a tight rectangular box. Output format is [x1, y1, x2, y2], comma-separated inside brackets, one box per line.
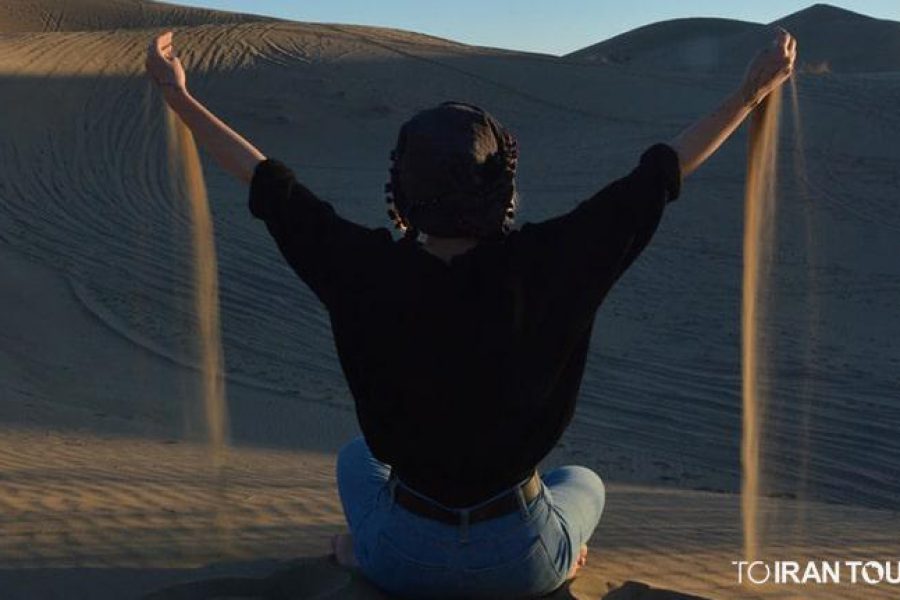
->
[0, 14, 898, 516]
[0, 429, 898, 599]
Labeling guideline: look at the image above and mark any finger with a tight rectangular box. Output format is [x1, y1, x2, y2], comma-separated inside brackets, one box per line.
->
[150, 35, 165, 58]
[772, 28, 790, 54]
[155, 31, 173, 55]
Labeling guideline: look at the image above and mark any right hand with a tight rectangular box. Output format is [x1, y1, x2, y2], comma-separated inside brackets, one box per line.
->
[145, 31, 187, 93]
[740, 28, 797, 107]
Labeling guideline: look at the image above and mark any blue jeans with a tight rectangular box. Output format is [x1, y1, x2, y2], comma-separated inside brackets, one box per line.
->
[336, 435, 606, 599]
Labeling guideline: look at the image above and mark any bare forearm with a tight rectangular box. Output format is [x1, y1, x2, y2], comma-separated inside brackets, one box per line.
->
[670, 88, 753, 178]
[162, 87, 265, 183]
[670, 28, 797, 179]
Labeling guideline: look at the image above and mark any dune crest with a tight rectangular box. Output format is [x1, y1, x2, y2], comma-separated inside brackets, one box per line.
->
[567, 4, 900, 73]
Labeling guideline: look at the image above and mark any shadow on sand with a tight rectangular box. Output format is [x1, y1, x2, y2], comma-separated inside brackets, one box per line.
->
[143, 555, 713, 600]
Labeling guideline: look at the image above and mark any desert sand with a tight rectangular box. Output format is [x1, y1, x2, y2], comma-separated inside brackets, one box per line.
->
[1, 1, 899, 598]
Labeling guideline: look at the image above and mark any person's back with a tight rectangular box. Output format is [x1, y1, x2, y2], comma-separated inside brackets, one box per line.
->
[325, 226, 595, 508]
[250, 101, 678, 509]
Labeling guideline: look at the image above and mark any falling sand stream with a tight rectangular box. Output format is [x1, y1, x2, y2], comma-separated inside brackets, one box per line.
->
[164, 104, 231, 546]
[741, 85, 784, 564]
[741, 71, 819, 572]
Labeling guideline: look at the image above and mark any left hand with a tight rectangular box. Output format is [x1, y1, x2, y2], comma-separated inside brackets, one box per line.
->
[145, 31, 187, 93]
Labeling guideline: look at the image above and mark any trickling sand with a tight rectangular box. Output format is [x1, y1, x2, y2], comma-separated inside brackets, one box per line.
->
[741, 86, 783, 563]
[165, 106, 231, 548]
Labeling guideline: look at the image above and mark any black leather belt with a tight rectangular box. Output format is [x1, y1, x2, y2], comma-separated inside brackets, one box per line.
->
[391, 471, 542, 525]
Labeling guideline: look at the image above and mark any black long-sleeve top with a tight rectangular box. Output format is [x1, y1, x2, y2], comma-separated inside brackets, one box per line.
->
[248, 143, 681, 507]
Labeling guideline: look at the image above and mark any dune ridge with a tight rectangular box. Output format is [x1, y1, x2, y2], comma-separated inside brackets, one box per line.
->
[566, 4, 900, 73]
[0, 0, 267, 33]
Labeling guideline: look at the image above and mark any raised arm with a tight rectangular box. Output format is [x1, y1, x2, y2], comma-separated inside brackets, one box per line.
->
[145, 31, 265, 183]
[671, 28, 796, 178]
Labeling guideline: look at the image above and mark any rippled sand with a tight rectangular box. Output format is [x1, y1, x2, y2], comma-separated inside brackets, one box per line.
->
[1, 1, 899, 598]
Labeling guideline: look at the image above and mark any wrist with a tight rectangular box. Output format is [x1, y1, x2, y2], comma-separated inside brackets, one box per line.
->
[735, 84, 759, 111]
[161, 84, 192, 105]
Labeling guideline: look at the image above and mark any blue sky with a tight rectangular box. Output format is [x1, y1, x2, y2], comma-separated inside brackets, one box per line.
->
[170, 1, 900, 55]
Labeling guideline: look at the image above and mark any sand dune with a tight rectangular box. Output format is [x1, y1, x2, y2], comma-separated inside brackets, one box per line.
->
[0, 0, 266, 33]
[564, 18, 761, 70]
[0, 426, 897, 599]
[567, 4, 900, 73]
[771, 4, 900, 72]
[1, 1, 899, 598]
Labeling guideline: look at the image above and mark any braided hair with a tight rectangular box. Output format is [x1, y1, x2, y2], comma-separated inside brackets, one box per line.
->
[384, 101, 519, 242]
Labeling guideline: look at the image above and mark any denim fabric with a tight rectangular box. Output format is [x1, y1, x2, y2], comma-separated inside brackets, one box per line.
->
[336, 435, 606, 599]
